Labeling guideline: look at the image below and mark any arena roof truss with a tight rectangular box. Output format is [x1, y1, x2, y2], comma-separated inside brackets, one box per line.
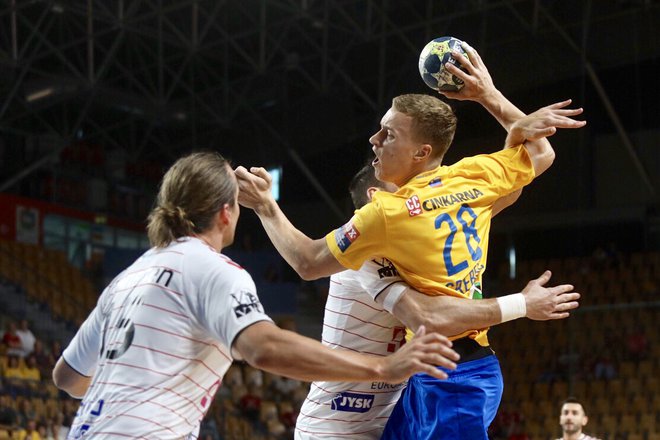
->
[0, 0, 658, 212]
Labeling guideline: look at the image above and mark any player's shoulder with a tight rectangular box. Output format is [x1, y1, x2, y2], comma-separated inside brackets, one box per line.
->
[172, 238, 252, 281]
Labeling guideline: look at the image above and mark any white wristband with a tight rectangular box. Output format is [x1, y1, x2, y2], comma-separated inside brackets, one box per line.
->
[496, 293, 527, 323]
[377, 283, 408, 313]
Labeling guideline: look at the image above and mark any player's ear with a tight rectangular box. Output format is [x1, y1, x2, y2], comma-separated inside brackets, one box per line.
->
[583, 415, 588, 426]
[218, 204, 231, 225]
[366, 187, 379, 202]
[414, 144, 432, 161]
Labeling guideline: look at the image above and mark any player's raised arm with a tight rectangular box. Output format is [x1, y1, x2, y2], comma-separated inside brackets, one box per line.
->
[441, 43, 525, 132]
[380, 271, 580, 337]
[506, 100, 586, 175]
[442, 44, 586, 177]
[234, 321, 460, 383]
[235, 165, 344, 280]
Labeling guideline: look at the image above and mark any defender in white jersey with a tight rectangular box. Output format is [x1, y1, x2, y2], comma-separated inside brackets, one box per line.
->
[557, 398, 602, 440]
[296, 165, 581, 440]
[297, 259, 407, 439]
[52, 152, 460, 440]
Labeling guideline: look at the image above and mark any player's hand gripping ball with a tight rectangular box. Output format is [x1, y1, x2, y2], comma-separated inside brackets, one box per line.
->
[418, 36, 470, 92]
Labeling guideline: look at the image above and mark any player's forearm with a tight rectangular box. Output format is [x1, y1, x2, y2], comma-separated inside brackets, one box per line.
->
[483, 89, 555, 174]
[393, 292, 502, 337]
[254, 199, 331, 280]
[478, 88, 525, 132]
[240, 326, 385, 382]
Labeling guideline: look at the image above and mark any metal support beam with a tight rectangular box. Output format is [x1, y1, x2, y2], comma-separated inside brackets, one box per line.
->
[10, 0, 17, 60]
[538, 5, 656, 198]
[87, 0, 94, 82]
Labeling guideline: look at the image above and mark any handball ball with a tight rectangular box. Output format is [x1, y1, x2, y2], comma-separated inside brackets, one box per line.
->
[418, 36, 470, 92]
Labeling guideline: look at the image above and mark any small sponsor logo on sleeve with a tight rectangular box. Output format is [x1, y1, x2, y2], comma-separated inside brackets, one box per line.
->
[334, 221, 360, 252]
[331, 392, 375, 413]
[371, 258, 399, 278]
[231, 290, 264, 318]
[405, 195, 422, 217]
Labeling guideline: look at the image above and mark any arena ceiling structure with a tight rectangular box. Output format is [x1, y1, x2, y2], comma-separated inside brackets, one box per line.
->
[0, 0, 659, 222]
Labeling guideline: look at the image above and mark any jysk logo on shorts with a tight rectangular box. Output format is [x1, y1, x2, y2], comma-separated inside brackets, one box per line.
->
[334, 221, 360, 252]
[331, 392, 374, 413]
[405, 195, 422, 217]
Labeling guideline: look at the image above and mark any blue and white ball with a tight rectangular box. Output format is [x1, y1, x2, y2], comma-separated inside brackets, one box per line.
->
[418, 36, 470, 92]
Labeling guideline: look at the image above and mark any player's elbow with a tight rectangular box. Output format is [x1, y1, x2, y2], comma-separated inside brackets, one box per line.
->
[243, 336, 281, 370]
[296, 263, 323, 281]
[533, 148, 555, 176]
[52, 364, 83, 398]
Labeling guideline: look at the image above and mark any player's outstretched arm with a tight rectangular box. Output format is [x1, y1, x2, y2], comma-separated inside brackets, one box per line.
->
[387, 271, 579, 337]
[441, 42, 525, 132]
[234, 321, 459, 383]
[235, 166, 344, 280]
[506, 100, 586, 176]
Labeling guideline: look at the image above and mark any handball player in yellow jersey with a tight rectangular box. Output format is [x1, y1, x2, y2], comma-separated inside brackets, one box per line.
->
[236, 43, 586, 439]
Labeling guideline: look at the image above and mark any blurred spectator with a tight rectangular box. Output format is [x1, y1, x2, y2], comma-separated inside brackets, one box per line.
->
[3, 356, 26, 394]
[32, 340, 52, 379]
[243, 366, 263, 388]
[199, 417, 220, 440]
[490, 403, 526, 439]
[556, 397, 600, 440]
[2, 322, 23, 357]
[269, 376, 299, 401]
[593, 352, 617, 380]
[278, 400, 296, 435]
[0, 393, 18, 428]
[626, 324, 649, 361]
[16, 399, 37, 429]
[16, 320, 36, 358]
[48, 341, 62, 368]
[54, 412, 70, 439]
[22, 355, 41, 393]
[239, 385, 263, 423]
[536, 359, 561, 383]
[15, 418, 41, 440]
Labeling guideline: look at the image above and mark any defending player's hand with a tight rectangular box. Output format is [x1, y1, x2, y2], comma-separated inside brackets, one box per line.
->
[508, 99, 586, 144]
[235, 166, 274, 213]
[377, 325, 459, 384]
[522, 270, 581, 321]
[440, 42, 497, 102]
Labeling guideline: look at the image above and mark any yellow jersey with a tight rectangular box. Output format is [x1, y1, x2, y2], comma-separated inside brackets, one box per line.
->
[325, 145, 535, 346]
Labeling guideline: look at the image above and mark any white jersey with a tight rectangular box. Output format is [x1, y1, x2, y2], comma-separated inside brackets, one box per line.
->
[556, 435, 601, 440]
[63, 237, 272, 439]
[296, 258, 407, 440]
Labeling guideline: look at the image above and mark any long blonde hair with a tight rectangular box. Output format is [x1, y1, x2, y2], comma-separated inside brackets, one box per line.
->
[147, 152, 236, 248]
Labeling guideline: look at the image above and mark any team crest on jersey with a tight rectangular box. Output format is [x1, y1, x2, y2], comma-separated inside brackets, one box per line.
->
[428, 177, 443, 187]
[405, 195, 422, 217]
[331, 392, 374, 413]
[231, 290, 264, 318]
[334, 220, 360, 252]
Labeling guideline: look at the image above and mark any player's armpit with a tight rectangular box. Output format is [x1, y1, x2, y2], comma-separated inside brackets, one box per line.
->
[492, 189, 522, 217]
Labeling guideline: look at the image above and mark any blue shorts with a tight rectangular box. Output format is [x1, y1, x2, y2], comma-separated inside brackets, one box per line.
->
[380, 354, 503, 440]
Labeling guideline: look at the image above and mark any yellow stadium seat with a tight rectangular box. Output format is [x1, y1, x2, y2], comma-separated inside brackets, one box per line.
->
[640, 412, 657, 433]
